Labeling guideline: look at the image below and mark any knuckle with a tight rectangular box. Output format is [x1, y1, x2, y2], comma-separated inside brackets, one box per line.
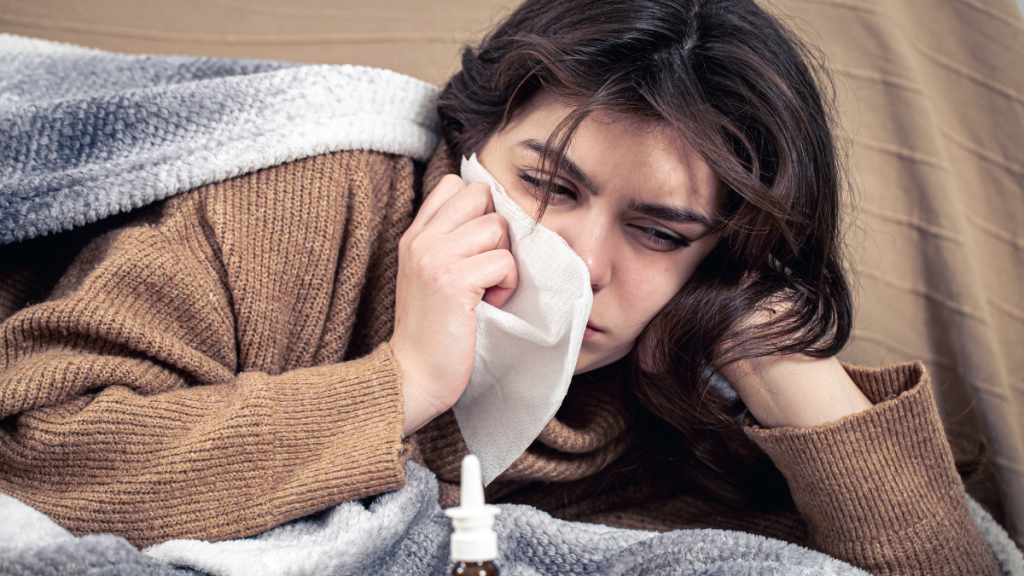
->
[489, 212, 508, 230]
[406, 233, 432, 258]
[438, 173, 464, 188]
[487, 215, 508, 243]
[426, 273, 446, 295]
[432, 174, 465, 197]
[398, 231, 413, 251]
[403, 237, 420, 259]
[431, 263, 458, 292]
[499, 249, 516, 268]
[416, 251, 440, 277]
[465, 183, 492, 202]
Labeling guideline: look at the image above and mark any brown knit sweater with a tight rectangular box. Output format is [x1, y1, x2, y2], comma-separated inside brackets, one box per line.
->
[0, 149, 1000, 575]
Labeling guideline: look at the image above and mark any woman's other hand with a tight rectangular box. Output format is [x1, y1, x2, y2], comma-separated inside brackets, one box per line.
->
[390, 174, 518, 437]
[721, 354, 873, 429]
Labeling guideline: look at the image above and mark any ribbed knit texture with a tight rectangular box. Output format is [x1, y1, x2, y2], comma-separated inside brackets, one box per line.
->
[0, 148, 1001, 575]
[0, 150, 414, 547]
[747, 361, 999, 574]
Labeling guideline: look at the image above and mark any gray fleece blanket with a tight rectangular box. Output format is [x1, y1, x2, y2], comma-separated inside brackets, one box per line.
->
[1, 463, 1021, 576]
[0, 34, 1021, 576]
[2, 463, 871, 576]
[0, 33, 439, 244]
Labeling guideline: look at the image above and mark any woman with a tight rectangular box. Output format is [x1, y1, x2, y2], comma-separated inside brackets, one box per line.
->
[0, 0, 1000, 573]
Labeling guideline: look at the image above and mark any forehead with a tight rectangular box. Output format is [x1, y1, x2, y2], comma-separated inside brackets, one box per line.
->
[502, 92, 721, 214]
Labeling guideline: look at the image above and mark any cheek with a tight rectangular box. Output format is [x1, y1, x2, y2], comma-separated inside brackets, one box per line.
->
[615, 256, 695, 335]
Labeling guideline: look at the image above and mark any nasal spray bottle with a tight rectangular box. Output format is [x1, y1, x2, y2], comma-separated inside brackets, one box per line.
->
[445, 455, 501, 576]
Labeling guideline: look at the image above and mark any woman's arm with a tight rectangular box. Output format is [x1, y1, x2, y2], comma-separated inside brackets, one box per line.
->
[723, 354, 873, 428]
[0, 151, 414, 548]
[729, 359, 1001, 575]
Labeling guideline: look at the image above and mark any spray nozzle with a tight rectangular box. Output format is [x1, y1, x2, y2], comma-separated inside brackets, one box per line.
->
[445, 455, 501, 562]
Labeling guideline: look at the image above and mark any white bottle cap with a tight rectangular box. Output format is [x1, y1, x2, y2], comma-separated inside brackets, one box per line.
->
[445, 454, 501, 562]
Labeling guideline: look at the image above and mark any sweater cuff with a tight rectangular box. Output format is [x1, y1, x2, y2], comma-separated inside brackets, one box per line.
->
[745, 361, 999, 574]
[842, 360, 920, 404]
[270, 342, 406, 518]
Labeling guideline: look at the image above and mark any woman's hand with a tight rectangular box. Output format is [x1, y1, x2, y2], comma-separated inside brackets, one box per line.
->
[719, 304, 872, 429]
[721, 354, 873, 429]
[390, 174, 518, 437]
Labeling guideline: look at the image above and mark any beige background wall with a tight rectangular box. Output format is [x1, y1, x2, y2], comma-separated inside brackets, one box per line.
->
[0, 0, 518, 86]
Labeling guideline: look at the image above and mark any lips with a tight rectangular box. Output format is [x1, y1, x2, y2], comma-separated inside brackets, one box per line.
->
[583, 322, 603, 340]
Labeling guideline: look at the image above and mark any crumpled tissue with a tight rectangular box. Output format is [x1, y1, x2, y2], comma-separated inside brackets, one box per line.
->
[455, 154, 593, 485]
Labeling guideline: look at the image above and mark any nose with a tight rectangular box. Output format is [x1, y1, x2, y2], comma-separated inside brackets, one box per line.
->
[547, 214, 612, 293]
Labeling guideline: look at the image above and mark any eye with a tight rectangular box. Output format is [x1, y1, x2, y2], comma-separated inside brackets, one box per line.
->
[629, 224, 692, 251]
[516, 172, 577, 204]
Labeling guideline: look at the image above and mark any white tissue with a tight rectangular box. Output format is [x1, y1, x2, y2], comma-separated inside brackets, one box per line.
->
[454, 155, 593, 485]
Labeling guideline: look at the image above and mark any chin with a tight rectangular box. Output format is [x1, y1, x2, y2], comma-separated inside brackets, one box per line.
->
[573, 349, 598, 375]
[572, 361, 595, 376]
[573, 347, 630, 376]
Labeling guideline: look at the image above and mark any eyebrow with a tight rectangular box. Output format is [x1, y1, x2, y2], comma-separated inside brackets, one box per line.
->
[518, 139, 601, 194]
[518, 138, 714, 232]
[627, 200, 713, 229]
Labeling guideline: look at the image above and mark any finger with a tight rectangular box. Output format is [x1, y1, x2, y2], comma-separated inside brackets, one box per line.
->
[458, 249, 518, 309]
[426, 182, 495, 235]
[483, 285, 516, 309]
[494, 215, 511, 253]
[435, 212, 510, 259]
[409, 174, 466, 232]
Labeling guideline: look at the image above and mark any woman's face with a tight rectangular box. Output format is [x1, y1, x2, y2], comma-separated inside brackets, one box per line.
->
[478, 92, 723, 375]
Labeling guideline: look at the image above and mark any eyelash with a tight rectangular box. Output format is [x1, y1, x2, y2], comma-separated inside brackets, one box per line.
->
[517, 172, 576, 200]
[517, 172, 692, 251]
[632, 226, 691, 249]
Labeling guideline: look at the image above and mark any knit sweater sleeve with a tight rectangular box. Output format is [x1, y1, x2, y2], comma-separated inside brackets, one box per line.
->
[0, 151, 414, 548]
[745, 361, 1000, 575]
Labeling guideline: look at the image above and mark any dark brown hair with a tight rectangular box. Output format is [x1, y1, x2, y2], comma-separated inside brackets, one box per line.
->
[437, 0, 852, 510]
